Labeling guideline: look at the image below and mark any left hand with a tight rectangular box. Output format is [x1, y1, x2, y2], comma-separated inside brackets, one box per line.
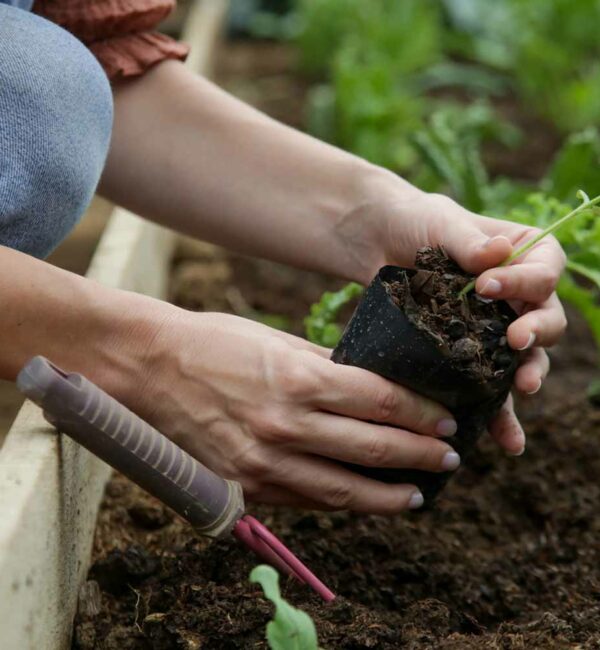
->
[348, 188, 567, 456]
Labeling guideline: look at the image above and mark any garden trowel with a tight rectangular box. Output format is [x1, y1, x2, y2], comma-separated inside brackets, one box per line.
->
[17, 356, 335, 602]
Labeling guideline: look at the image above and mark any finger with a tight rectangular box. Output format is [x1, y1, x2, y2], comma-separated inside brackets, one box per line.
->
[440, 220, 514, 275]
[488, 394, 526, 456]
[514, 348, 550, 395]
[422, 197, 513, 273]
[314, 361, 456, 437]
[476, 263, 559, 304]
[471, 218, 566, 277]
[245, 483, 335, 510]
[507, 293, 567, 349]
[270, 454, 425, 515]
[298, 412, 460, 471]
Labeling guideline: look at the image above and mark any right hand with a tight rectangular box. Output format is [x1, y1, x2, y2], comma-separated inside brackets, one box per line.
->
[130, 311, 460, 514]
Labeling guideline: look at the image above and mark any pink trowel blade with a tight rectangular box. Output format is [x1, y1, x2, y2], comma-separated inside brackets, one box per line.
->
[233, 514, 336, 602]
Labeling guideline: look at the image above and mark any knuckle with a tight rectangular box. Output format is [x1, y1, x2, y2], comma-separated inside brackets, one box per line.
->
[374, 388, 399, 422]
[428, 192, 456, 210]
[411, 397, 433, 433]
[558, 312, 568, 335]
[365, 434, 390, 467]
[558, 246, 567, 268]
[279, 358, 318, 400]
[542, 268, 560, 295]
[237, 448, 270, 478]
[414, 442, 443, 471]
[249, 407, 295, 445]
[323, 482, 353, 509]
[527, 226, 544, 239]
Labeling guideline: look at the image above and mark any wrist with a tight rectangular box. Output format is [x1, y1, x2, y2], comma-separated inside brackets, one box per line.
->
[333, 161, 424, 284]
[81, 286, 181, 410]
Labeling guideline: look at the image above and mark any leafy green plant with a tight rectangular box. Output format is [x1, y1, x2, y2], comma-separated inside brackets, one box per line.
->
[460, 191, 600, 296]
[304, 282, 363, 346]
[410, 102, 521, 211]
[542, 128, 600, 202]
[502, 192, 600, 352]
[441, 0, 600, 132]
[295, 0, 444, 171]
[250, 565, 321, 650]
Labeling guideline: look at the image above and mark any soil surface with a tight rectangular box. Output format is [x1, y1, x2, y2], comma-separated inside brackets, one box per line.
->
[73, 39, 600, 650]
[386, 247, 516, 382]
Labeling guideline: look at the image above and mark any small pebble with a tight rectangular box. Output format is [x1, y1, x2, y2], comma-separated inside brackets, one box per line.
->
[452, 338, 479, 360]
[447, 319, 467, 339]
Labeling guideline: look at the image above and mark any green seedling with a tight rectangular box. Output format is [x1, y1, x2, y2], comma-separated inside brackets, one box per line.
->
[459, 190, 600, 297]
[250, 565, 321, 650]
[304, 282, 363, 347]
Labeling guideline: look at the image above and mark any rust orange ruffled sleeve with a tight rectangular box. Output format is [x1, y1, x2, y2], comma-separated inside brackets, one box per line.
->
[33, 0, 190, 81]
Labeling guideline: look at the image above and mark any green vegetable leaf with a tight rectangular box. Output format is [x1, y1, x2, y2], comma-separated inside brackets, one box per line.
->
[411, 102, 519, 212]
[304, 282, 363, 346]
[544, 128, 600, 201]
[558, 274, 600, 356]
[250, 565, 320, 650]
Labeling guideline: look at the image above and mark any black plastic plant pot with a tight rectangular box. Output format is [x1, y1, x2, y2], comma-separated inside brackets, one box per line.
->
[331, 265, 519, 505]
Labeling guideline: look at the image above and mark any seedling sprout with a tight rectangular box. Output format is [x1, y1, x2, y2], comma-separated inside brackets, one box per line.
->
[459, 190, 600, 297]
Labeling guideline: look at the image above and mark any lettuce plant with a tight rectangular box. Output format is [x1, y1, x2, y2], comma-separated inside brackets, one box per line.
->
[304, 282, 363, 347]
[250, 565, 321, 650]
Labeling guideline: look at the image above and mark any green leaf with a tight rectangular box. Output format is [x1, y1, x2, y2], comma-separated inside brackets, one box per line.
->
[566, 260, 600, 292]
[411, 102, 517, 212]
[544, 128, 600, 201]
[557, 274, 600, 358]
[250, 565, 320, 650]
[304, 282, 363, 346]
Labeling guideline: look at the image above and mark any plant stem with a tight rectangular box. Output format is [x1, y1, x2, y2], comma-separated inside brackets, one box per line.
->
[458, 191, 600, 297]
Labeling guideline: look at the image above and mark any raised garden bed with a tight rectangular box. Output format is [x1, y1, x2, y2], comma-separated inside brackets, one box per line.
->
[72, 36, 600, 649]
[0, 3, 226, 647]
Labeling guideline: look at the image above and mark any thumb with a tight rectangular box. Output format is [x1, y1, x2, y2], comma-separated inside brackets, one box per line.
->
[442, 222, 513, 274]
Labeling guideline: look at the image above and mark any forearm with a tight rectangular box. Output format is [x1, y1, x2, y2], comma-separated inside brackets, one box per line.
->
[99, 60, 415, 282]
[0, 245, 168, 403]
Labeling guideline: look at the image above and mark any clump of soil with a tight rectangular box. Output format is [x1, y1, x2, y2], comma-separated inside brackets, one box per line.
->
[385, 247, 515, 382]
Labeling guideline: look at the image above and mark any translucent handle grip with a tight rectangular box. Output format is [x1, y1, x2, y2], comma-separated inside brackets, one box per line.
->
[17, 356, 244, 539]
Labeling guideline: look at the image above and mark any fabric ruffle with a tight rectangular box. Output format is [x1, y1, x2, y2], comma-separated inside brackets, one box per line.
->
[90, 32, 189, 80]
[33, 0, 189, 80]
[34, 0, 175, 41]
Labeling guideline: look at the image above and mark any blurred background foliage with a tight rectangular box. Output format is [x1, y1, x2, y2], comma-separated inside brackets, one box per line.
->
[228, 0, 600, 355]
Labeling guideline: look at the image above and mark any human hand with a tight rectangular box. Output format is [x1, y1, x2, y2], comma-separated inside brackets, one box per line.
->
[131, 311, 463, 513]
[351, 187, 567, 456]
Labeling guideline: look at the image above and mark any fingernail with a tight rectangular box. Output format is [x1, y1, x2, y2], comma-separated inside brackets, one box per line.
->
[480, 278, 502, 296]
[482, 235, 509, 250]
[408, 491, 424, 510]
[526, 379, 542, 395]
[441, 451, 461, 471]
[517, 332, 536, 351]
[436, 418, 457, 437]
[509, 445, 526, 457]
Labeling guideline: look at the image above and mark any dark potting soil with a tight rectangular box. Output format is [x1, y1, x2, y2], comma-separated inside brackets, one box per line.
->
[384, 247, 515, 383]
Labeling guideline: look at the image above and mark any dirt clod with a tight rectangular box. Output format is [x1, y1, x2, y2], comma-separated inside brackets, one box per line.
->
[385, 247, 515, 381]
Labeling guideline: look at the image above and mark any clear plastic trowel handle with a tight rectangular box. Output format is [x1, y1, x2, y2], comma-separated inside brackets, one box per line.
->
[17, 356, 244, 539]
